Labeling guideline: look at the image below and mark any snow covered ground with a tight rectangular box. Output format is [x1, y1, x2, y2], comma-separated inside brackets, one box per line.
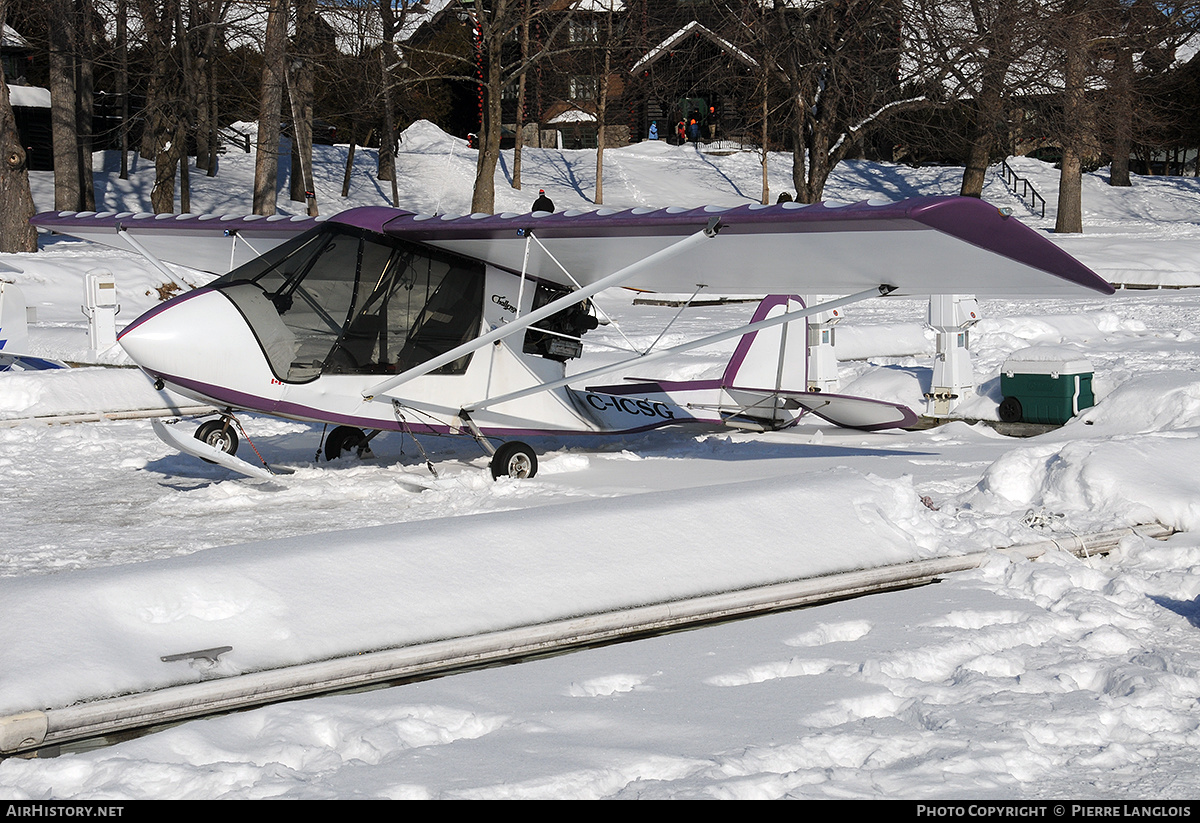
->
[3, 125, 1200, 799]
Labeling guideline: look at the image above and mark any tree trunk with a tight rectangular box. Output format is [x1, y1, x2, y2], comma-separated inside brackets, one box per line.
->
[511, 0, 529, 191]
[1055, 4, 1088, 234]
[287, 0, 318, 215]
[760, 68, 769, 205]
[794, 105, 834, 205]
[117, 0, 129, 179]
[151, 116, 185, 213]
[960, 129, 993, 198]
[191, 0, 218, 173]
[342, 134, 356, 197]
[48, 0, 80, 210]
[471, 30, 504, 215]
[76, 0, 96, 210]
[0, 0, 38, 252]
[136, 0, 175, 188]
[1108, 47, 1133, 187]
[595, 49, 610, 206]
[286, 65, 317, 213]
[178, 121, 190, 213]
[172, 0, 194, 213]
[253, 0, 288, 216]
[378, 53, 398, 206]
[206, 23, 219, 179]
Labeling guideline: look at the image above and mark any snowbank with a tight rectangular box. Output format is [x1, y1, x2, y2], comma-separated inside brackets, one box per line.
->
[0, 468, 942, 714]
[951, 373, 1200, 534]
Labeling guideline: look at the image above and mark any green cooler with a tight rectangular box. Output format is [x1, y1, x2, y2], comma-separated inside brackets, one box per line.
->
[998, 351, 1095, 425]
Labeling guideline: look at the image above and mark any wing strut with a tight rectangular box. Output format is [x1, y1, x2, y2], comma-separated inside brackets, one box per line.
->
[361, 217, 723, 401]
[464, 285, 896, 413]
[118, 228, 184, 283]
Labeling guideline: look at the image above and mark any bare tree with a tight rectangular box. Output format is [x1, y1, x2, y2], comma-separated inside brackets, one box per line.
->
[376, 0, 402, 203]
[288, 0, 319, 214]
[511, 0, 530, 190]
[253, 0, 288, 215]
[131, 0, 185, 213]
[907, 0, 1052, 197]
[750, 0, 932, 203]
[47, 0, 80, 209]
[433, 0, 580, 213]
[115, 0, 130, 179]
[190, 0, 227, 178]
[1092, 0, 1200, 187]
[1052, 0, 1093, 233]
[0, 0, 38, 251]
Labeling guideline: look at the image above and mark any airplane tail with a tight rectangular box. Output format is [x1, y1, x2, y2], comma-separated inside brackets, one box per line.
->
[0, 282, 68, 372]
[720, 294, 809, 393]
[717, 295, 918, 432]
[712, 295, 810, 430]
[586, 295, 917, 433]
[1, 282, 30, 356]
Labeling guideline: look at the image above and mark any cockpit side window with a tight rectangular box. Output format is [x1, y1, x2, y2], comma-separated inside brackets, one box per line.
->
[213, 224, 484, 383]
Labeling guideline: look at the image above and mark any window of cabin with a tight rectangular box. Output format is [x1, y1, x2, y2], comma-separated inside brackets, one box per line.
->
[210, 224, 484, 383]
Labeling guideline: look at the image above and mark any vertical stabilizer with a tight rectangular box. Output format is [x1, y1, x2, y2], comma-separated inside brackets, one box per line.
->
[721, 295, 808, 393]
[0, 282, 68, 371]
[0, 282, 30, 355]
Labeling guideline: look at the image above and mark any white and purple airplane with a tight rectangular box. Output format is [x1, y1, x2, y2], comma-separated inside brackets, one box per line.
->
[31, 196, 1113, 480]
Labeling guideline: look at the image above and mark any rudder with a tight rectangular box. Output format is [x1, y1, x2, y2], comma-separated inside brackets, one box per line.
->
[721, 295, 808, 393]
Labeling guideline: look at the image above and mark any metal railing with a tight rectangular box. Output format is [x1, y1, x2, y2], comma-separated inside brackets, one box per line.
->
[1001, 159, 1046, 218]
[217, 124, 252, 154]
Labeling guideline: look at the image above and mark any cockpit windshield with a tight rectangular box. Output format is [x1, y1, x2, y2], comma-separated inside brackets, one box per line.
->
[208, 223, 484, 383]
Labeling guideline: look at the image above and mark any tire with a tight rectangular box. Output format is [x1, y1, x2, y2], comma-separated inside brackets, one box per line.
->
[490, 441, 538, 480]
[998, 396, 1023, 424]
[194, 419, 238, 459]
[325, 425, 367, 461]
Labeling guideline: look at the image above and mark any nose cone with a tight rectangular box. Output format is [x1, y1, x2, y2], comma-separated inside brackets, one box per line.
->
[119, 288, 271, 390]
[119, 289, 211, 378]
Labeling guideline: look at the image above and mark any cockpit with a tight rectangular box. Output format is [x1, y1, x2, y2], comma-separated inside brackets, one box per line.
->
[207, 223, 485, 383]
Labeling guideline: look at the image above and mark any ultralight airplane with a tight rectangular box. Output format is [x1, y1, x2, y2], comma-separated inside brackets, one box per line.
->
[30, 195, 1114, 480]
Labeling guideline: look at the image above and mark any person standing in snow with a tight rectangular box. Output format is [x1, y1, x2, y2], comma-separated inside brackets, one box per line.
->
[533, 189, 555, 213]
[648, 122, 658, 140]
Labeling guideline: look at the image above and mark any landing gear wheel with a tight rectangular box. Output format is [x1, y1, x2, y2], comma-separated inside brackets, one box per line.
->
[998, 396, 1023, 424]
[490, 441, 537, 480]
[325, 426, 368, 461]
[194, 419, 238, 461]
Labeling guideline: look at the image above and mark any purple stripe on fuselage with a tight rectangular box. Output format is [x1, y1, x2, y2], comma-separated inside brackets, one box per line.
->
[150, 373, 694, 439]
[587, 379, 725, 395]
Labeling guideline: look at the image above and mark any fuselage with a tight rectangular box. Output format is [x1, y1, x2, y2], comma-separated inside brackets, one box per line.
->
[117, 215, 710, 438]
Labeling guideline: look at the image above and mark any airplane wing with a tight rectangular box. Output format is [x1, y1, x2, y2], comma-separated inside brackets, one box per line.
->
[29, 210, 334, 275]
[31, 197, 1112, 297]
[380, 196, 1113, 298]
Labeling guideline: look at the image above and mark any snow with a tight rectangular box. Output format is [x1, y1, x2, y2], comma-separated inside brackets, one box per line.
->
[4, 124, 1200, 799]
[545, 109, 596, 125]
[6, 85, 49, 108]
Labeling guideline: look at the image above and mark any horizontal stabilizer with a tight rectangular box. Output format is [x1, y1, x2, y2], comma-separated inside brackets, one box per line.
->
[0, 353, 69, 372]
[790, 392, 919, 431]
